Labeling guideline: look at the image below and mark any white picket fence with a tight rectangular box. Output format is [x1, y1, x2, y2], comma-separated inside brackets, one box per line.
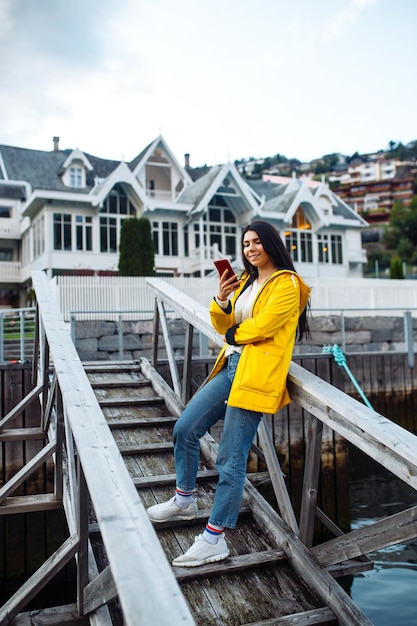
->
[51, 275, 417, 321]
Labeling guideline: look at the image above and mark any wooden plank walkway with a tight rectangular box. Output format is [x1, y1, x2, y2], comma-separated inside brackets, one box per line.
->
[6, 271, 404, 625]
[83, 359, 371, 626]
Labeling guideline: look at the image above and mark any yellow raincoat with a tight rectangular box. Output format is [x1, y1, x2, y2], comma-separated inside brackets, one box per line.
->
[208, 270, 311, 414]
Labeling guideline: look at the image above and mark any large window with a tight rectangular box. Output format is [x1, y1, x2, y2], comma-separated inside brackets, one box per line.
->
[284, 207, 313, 263]
[317, 234, 343, 264]
[100, 184, 136, 253]
[76, 215, 92, 251]
[162, 222, 178, 255]
[33, 215, 45, 258]
[53, 213, 72, 250]
[194, 204, 237, 257]
[53, 213, 92, 252]
[152, 221, 178, 256]
[330, 234, 343, 264]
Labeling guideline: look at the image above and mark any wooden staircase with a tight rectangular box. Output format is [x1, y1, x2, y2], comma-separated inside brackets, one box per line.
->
[84, 359, 369, 626]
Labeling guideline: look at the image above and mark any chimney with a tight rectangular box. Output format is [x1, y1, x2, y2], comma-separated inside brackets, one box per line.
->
[184, 153, 190, 168]
[53, 136, 60, 151]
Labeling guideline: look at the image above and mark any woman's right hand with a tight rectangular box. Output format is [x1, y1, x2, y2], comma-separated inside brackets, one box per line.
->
[217, 270, 241, 301]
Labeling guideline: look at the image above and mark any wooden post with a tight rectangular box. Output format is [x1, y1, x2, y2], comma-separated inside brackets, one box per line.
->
[258, 414, 299, 534]
[299, 416, 323, 547]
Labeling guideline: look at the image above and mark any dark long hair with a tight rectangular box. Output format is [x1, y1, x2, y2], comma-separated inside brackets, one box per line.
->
[241, 221, 310, 341]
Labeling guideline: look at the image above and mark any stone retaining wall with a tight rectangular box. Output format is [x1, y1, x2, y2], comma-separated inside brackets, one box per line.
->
[72, 315, 417, 362]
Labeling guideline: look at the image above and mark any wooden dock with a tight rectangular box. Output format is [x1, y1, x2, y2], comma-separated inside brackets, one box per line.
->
[2, 272, 417, 625]
[84, 359, 366, 626]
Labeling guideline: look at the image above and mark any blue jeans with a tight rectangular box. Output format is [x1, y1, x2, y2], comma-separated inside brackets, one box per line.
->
[173, 352, 261, 528]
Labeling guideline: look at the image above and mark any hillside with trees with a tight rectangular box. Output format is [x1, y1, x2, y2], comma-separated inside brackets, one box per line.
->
[235, 139, 417, 279]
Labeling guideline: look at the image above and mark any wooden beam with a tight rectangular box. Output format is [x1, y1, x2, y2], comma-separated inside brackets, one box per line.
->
[312, 505, 417, 567]
[12, 603, 89, 625]
[0, 427, 46, 442]
[0, 534, 79, 625]
[0, 493, 62, 515]
[83, 566, 116, 615]
[288, 361, 417, 490]
[327, 559, 373, 578]
[258, 414, 298, 534]
[244, 480, 373, 626]
[240, 607, 337, 625]
[0, 440, 56, 503]
[156, 298, 182, 398]
[182, 323, 194, 404]
[0, 383, 42, 430]
[30, 270, 196, 626]
[299, 417, 323, 547]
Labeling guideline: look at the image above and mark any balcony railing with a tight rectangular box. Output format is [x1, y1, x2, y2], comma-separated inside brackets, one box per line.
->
[146, 189, 175, 201]
[0, 218, 20, 238]
[0, 261, 21, 282]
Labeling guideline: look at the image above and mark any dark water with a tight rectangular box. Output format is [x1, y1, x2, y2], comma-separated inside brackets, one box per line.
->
[348, 446, 417, 625]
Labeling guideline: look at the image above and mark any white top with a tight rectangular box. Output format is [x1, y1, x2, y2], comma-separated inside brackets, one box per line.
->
[216, 280, 262, 357]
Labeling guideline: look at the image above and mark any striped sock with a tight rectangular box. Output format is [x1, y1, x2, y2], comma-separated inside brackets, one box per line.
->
[175, 487, 193, 509]
[203, 523, 224, 545]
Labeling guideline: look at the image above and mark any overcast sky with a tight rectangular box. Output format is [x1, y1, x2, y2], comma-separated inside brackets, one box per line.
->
[0, 0, 415, 167]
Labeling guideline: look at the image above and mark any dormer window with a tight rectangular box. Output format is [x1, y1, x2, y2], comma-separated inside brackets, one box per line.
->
[61, 149, 93, 188]
[70, 166, 83, 187]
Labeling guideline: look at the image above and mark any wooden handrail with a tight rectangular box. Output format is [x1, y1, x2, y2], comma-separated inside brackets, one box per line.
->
[30, 271, 194, 626]
[147, 277, 417, 489]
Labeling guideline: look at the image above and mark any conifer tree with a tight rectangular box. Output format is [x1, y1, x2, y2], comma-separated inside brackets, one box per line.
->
[118, 217, 155, 276]
[389, 255, 404, 279]
[137, 217, 155, 276]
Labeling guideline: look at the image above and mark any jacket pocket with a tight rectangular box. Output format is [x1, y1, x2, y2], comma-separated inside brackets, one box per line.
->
[235, 345, 286, 398]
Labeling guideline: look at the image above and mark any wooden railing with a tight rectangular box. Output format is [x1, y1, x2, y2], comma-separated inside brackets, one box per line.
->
[0, 271, 194, 626]
[147, 277, 417, 556]
[2, 272, 417, 624]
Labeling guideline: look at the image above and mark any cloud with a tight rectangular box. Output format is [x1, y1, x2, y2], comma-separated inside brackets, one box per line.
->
[321, 0, 379, 41]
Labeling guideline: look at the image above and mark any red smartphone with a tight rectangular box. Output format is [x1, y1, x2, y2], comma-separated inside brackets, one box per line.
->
[213, 259, 235, 279]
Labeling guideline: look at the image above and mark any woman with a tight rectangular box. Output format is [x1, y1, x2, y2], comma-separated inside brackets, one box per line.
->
[147, 221, 311, 567]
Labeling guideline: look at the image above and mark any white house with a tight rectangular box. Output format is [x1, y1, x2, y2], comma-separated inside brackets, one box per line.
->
[0, 135, 368, 307]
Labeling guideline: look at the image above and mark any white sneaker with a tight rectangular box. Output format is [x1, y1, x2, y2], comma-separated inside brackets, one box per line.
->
[147, 496, 198, 522]
[172, 533, 230, 567]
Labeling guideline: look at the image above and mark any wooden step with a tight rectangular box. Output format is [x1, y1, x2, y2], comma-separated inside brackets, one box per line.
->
[241, 607, 337, 625]
[90, 380, 151, 389]
[150, 506, 252, 530]
[133, 469, 219, 489]
[119, 442, 174, 455]
[83, 362, 141, 373]
[107, 415, 177, 429]
[98, 396, 165, 407]
[173, 549, 287, 582]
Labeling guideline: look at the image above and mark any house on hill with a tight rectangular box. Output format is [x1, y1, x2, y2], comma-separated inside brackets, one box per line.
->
[0, 136, 368, 307]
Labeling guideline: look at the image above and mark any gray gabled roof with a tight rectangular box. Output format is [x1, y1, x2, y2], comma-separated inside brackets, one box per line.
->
[176, 165, 222, 205]
[247, 179, 301, 214]
[246, 179, 290, 202]
[0, 144, 120, 192]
